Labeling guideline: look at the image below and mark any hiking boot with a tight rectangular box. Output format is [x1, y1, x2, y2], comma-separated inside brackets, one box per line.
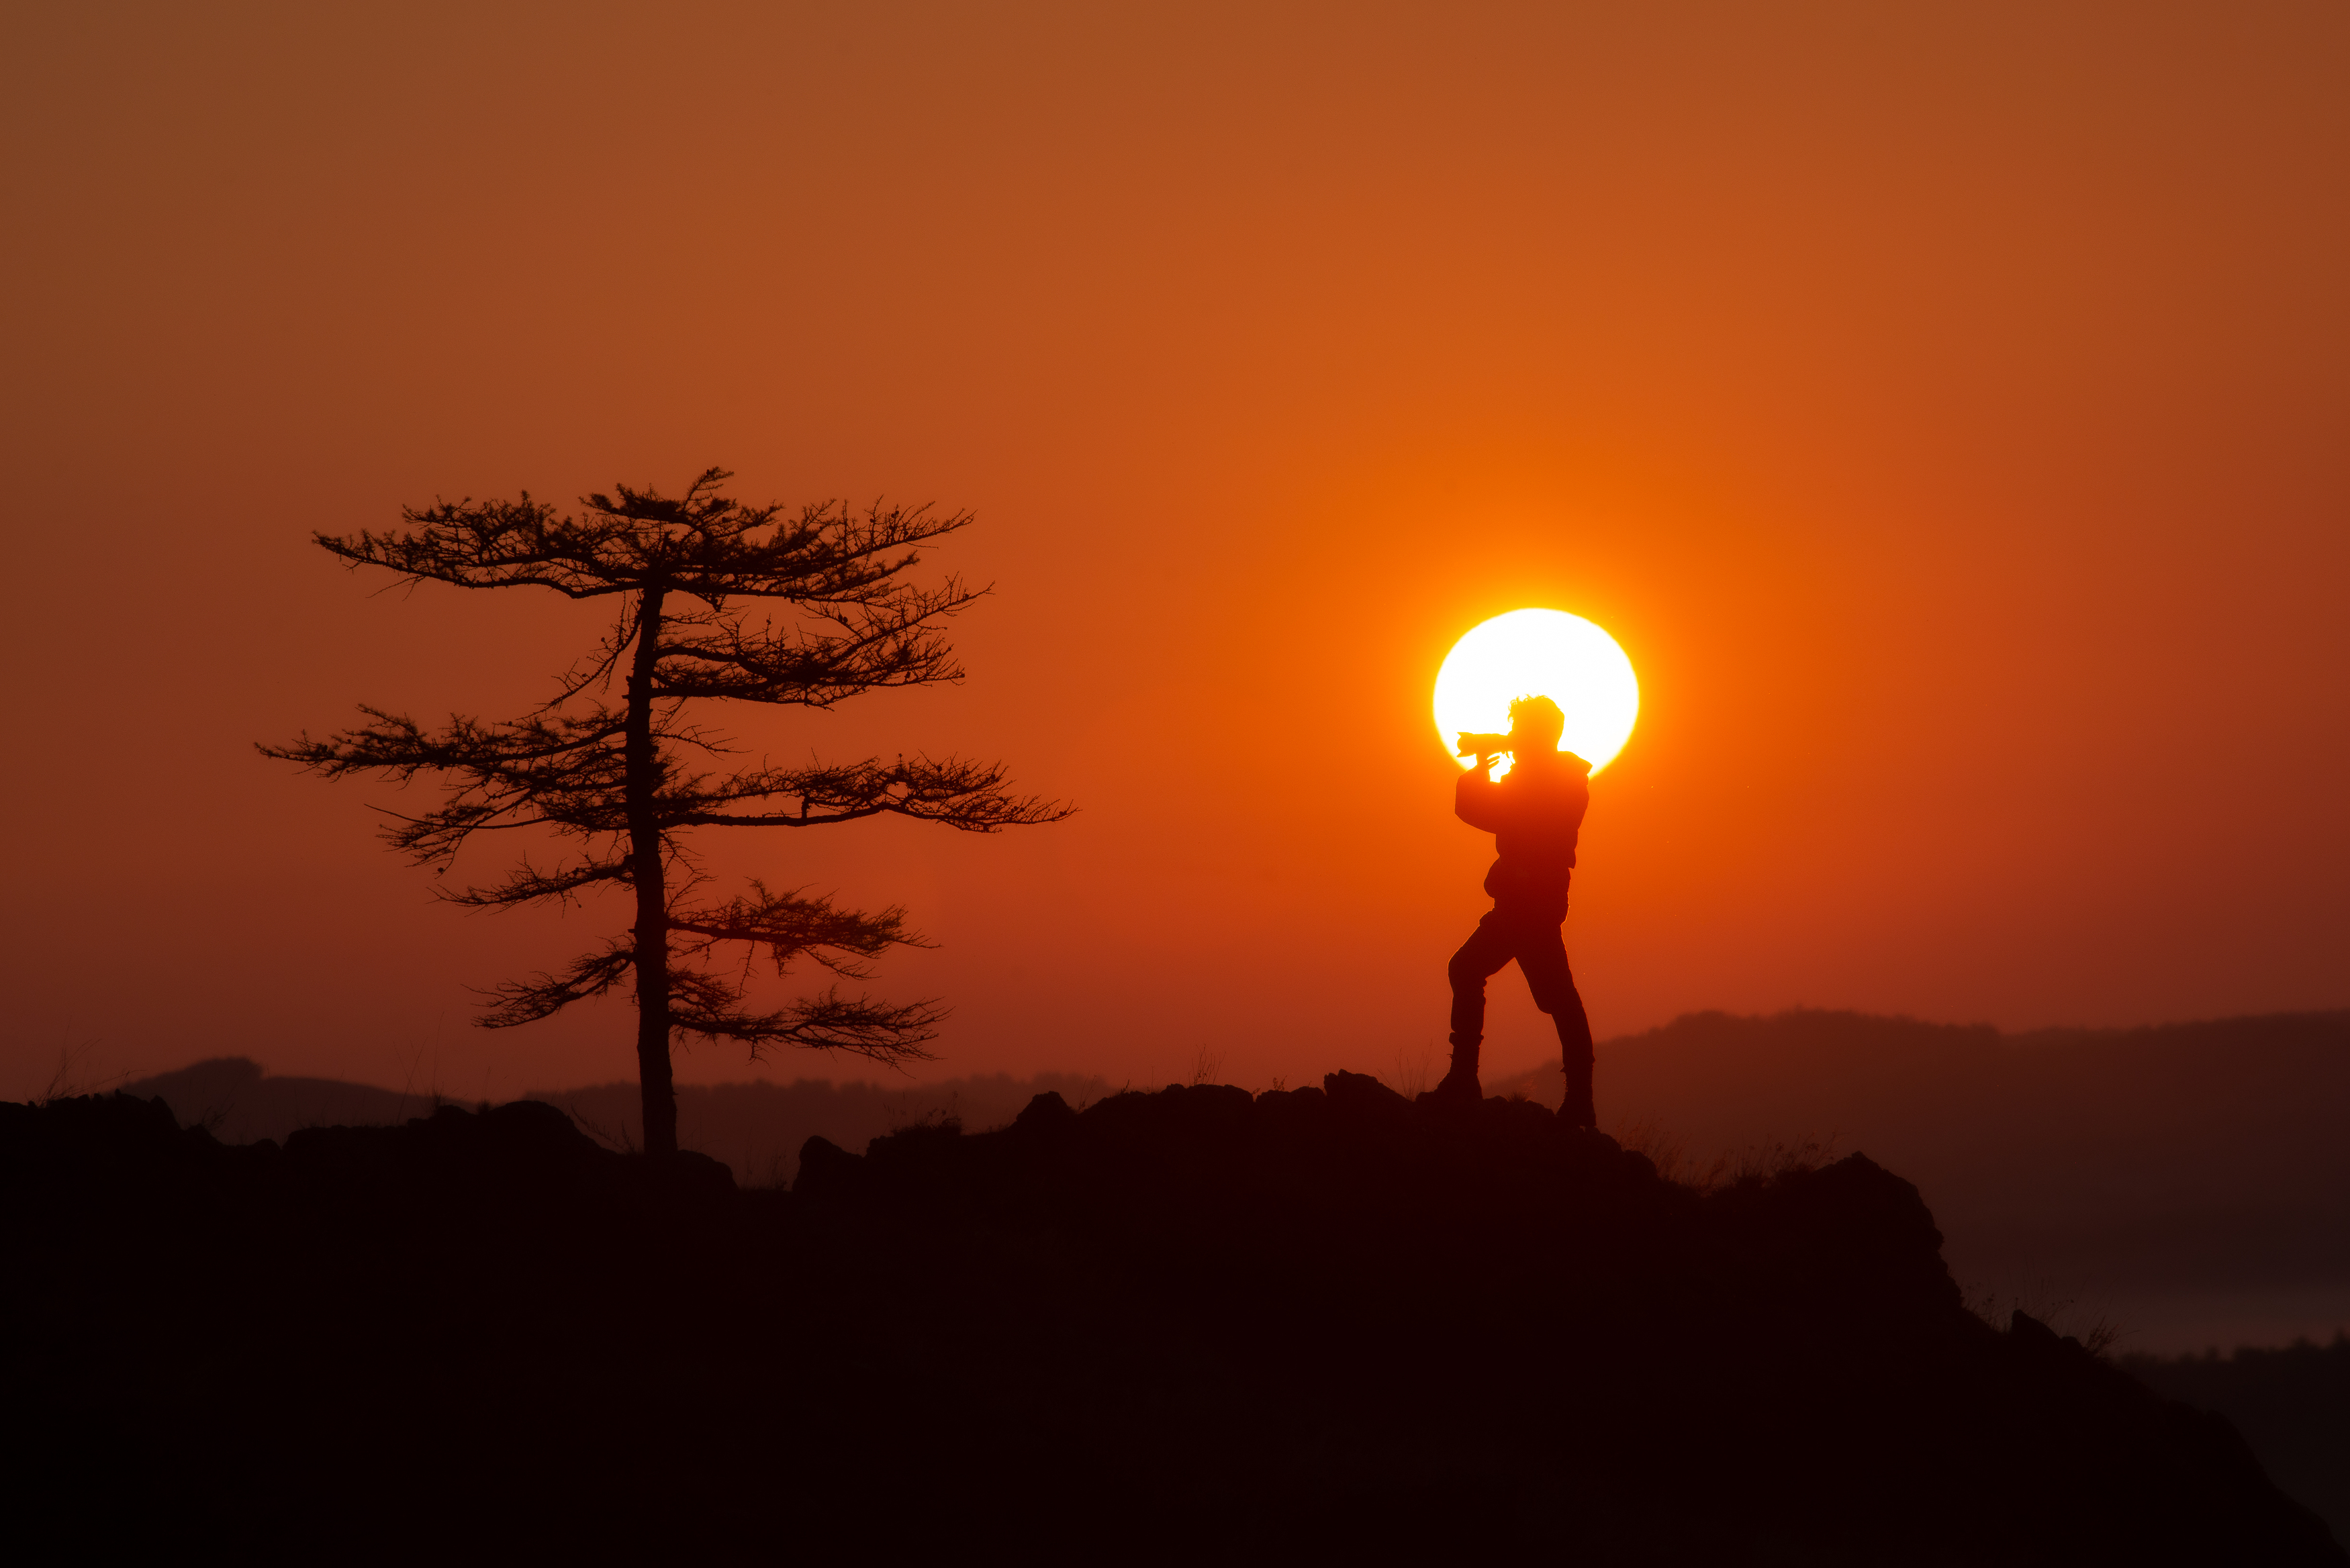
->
[1560, 1089, 1595, 1129]
[1429, 1068, 1483, 1104]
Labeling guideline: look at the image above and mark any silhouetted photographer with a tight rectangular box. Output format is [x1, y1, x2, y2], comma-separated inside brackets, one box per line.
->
[1439, 695, 1598, 1126]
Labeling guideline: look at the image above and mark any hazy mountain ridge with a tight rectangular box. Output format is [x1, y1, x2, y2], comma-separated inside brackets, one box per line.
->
[1489, 1008, 2350, 1348]
[122, 1057, 1119, 1186]
[529, 1071, 1118, 1185]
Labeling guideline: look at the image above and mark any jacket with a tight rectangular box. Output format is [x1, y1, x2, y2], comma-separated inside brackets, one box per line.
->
[1454, 750, 1591, 920]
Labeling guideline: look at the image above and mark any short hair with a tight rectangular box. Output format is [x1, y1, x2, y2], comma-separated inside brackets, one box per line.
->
[1509, 695, 1565, 744]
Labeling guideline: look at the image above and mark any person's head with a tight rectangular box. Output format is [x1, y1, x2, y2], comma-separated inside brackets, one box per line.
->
[1507, 695, 1566, 753]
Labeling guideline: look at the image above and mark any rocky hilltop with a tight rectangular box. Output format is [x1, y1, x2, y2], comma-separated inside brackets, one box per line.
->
[5, 1077, 2338, 1564]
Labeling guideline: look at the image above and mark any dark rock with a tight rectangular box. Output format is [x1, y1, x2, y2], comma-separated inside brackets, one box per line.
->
[1012, 1090, 1077, 1132]
[2012, 1308, 2069, 1351]
[1321, 1068, 1410, 1122]
[479, 1097, 600, 1155]
[657, 1148, 737, 1198]
[867, 1116, 963, 1165]
[793, 1134, 865, 1201]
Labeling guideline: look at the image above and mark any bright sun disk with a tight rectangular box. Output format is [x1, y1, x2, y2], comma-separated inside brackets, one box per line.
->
[1433, 609, 1640, 777]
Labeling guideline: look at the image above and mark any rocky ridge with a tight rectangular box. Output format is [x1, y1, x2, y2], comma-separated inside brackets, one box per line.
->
[3, 1075, 2337, 1563]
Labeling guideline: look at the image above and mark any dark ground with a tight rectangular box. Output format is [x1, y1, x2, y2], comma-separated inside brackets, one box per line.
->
[122, 1010, 2350, 1349]
[5, 1080, 2341, 1565]
[2126, 1338, 2350, 1546]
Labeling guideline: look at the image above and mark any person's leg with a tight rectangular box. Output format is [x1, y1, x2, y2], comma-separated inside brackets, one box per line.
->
[1517, 922, 1595, 1127]
[1443, 914, 1515, 1097]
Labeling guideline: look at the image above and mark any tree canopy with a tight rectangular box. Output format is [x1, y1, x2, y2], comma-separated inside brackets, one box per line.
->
[265, 468, 1067, 1155]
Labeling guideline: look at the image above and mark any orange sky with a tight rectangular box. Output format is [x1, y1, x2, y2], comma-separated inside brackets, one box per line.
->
[5, 1, 2345, 1101]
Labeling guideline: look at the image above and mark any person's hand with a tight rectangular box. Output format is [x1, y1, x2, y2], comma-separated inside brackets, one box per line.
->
[1454, 732, 1509, 778]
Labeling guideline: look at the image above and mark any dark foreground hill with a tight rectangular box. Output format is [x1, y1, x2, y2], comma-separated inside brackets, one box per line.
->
[7, 1083, 2339, 1565]
[2126, 1338, 2350, 1544]
[120, 1010, 2350, 1358]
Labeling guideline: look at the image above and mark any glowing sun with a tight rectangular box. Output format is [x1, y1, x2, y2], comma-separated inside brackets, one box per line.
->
[1433, 609, 1640, 776]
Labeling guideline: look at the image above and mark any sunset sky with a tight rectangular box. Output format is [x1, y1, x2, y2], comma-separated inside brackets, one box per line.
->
[5, 1, 2345, 1101]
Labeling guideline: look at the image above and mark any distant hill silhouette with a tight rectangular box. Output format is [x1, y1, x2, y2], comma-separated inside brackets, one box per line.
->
[121, 1059, 1117, 1185]
[7, 1081, 2340, 1562]
[528, 1071, 1116, 1184]
[121, 1055, 433, 1137]
[1491, 1008, 2350, 1351]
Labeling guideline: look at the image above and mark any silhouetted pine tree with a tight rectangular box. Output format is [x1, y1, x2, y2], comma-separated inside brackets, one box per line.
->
[263, 468, 1066, 1157]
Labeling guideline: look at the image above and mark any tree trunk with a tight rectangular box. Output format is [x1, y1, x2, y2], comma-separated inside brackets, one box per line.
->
[625, 584, 677, 1158]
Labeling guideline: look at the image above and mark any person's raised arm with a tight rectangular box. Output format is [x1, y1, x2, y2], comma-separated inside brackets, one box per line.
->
[1454, 752, 1507, 830]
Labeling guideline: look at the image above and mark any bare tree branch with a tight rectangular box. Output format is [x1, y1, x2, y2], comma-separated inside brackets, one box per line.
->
[674, 756, 1073, 832]
[667, 973, 945, 1065]
[477, 944, 635, 1028]
[667, 881, 926, 979]
[438, 856, 632, 910]
[266, 468, 1066, 1155]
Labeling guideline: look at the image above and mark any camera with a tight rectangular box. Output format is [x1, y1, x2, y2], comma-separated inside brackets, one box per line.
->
[1455, 732, 1511, 758]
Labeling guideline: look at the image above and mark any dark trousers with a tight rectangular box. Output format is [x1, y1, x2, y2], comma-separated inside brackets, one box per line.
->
[1447, 907, 1594, 1108]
